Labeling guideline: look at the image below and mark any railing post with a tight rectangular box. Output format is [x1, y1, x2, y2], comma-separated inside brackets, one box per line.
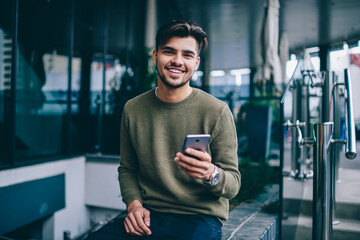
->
[291, 79, 302, 178]
[344, 69, 357, 159]
[95, 94, 102, 153]
[312, 122, 334, 240]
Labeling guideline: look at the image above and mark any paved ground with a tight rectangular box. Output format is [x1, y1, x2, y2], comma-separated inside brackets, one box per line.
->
[222, 185, 279, 240]
[282, 141, 360, 240]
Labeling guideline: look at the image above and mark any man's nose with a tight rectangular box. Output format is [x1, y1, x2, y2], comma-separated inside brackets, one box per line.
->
[171, 53, 183, 66]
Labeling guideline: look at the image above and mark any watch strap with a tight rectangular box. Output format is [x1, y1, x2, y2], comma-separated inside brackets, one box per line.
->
[203, 165, 219, 186]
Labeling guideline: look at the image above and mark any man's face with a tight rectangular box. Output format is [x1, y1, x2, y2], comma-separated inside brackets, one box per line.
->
[153, 36, 200, 89]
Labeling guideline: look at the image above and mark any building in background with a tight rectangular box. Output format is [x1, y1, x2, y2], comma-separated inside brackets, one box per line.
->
[1, 0, 360, 239]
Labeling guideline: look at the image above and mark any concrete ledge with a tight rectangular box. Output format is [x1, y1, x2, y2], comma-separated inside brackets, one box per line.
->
[85, 158, 126, 210]
[222, 185, 279, 240]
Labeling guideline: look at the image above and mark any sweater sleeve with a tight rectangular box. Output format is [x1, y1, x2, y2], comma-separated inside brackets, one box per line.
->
[204, 105, 241, 199]
[118, 108, 143, 206]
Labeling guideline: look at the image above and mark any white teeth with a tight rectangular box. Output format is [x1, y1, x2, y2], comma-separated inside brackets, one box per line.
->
[168, 69, 182, 73]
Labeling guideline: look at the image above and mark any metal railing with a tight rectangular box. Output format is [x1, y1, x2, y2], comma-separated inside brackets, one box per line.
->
[281, 66, 357, 240]
[344, 69, 357, 159]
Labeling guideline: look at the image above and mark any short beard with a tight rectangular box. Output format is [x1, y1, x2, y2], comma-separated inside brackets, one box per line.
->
[158, 74, 190, 89]
[157, 67, 191, 89]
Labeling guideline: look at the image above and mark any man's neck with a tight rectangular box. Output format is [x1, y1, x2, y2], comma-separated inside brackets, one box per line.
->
[156, 83, 193, 103]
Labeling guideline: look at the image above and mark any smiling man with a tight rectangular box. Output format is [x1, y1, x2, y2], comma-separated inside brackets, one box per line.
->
[155, 37, 199, 89]
[85, 19, 241, 240]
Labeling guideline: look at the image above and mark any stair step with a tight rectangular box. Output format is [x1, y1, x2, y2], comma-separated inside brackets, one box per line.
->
[283, 198, 360, 220]
[283, 167, 360, 220]
[282, 215, 360, 240]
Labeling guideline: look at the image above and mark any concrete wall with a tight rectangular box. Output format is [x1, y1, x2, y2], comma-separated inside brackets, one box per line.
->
[350, 64, 360, 121]
[85, 160, 126, 210]
[0, 156, 89, 240]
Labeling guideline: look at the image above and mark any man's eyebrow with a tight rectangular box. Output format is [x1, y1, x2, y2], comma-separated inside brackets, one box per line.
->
[160, 46, 176, 51]
[161, 46, 196, 56]
[183, 50, 196, 55]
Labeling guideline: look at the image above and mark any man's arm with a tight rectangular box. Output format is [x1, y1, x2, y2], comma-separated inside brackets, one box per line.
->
[119, 109, 151, 236]
[174, 105, 241, 199]
[118, 109, 143, 206]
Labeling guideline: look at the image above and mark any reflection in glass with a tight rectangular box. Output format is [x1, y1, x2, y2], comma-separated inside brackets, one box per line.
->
[15, 1, 69, 161]
[41, 53, 68, 114]
[281, 51, 323, 240]
[90, 57, 129, 115]
[0, 0, 13, 166]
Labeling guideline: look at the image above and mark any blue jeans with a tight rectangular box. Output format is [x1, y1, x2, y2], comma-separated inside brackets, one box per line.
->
[85, 208, 222, 240]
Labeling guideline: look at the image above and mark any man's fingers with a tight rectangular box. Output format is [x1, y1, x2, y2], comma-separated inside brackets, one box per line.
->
[124, 220, 129, 232]
[181, 166, 209, 179]
[179, 162, 203, 174]
[124, 216, 143, 236]
[144, 210, 151, 227]
[175, 151, 214, 180]
[185, 148, 211, 162]
[124, 202, 152, 236]
[176, 153, 207, 169]
[175, 153, 210, 174]
[134, 211, 152, 235]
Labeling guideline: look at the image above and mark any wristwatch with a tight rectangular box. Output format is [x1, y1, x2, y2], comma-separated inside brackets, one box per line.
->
[203, 165, 220, 186]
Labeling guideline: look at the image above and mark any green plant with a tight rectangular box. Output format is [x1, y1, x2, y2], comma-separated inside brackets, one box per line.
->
[136, 47, 158, 92]
[230, 157, 279, 206]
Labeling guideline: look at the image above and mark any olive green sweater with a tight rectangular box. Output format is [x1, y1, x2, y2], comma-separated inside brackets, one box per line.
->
[118, 88, 241, 220]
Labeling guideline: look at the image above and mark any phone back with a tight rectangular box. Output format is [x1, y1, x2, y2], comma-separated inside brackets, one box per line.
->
[182, 134, 210, 152]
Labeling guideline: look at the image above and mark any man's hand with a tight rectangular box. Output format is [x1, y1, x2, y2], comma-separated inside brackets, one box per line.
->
[174, 148, 214, 180]
[124, 200, 151, 236]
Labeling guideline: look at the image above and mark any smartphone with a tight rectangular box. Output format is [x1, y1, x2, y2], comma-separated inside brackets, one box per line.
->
[182, 134, 211, 153]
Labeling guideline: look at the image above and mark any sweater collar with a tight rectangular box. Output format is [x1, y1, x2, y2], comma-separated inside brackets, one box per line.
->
[152, 87, 199, 108]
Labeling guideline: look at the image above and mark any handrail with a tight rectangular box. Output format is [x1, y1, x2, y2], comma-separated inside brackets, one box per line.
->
[280, 65, 297, 104]
[344, 68, 357, 159]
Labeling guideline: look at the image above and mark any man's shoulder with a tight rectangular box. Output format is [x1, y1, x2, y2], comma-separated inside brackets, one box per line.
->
[195, 89, 228, 110]
[124, 89, 154, 109]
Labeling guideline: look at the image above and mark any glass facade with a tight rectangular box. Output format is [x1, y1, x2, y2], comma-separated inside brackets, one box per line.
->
[0, 0, 14, 167]
[15, 0, 69, 162]
[280, 44, 360, 239]
[0, 0, 147, 169]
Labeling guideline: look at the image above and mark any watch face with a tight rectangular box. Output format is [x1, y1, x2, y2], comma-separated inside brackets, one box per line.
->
[211, 173, 220, 185]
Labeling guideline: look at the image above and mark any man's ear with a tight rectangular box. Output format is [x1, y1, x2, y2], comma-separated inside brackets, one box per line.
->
[195, 56, 200, 71]
[152, 49, 157, 64]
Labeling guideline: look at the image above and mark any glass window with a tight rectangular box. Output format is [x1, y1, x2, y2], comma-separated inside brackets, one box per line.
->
[209, 69, 251, 115]
[329, 42, 360, 123]
[15, 0, 69, 162]
[71, 0, 107, 154]
[0, 0, 14, 166]
[90, 57, 129, 114]
[88, 0, 136, 155]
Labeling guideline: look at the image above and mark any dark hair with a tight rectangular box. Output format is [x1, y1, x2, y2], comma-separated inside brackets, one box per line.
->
[155, 19, 208, 54]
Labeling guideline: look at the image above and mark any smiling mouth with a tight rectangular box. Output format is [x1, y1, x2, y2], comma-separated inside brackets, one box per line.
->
[166, 66, 186, 74]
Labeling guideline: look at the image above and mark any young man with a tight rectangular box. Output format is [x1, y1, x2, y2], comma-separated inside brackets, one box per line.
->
[86, 19, 241, 240]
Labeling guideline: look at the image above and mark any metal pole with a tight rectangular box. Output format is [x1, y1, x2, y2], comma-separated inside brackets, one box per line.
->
[302, 76, 311, 163]
[322, 71, 339, 228]
[321, 71, 333, 123]
[95, 95, 102, 153]
[332, 73, 341, 182]
[6, 0, 18, 165]
[332, 73, 341, 225]
[291, 79, 302, 178]
[67, 0, 74, 155]
[279, 101, 284, 239]
[344, 69, 357, 159]
[98, 0, 109, 153]
[312, 122, 334, 240]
